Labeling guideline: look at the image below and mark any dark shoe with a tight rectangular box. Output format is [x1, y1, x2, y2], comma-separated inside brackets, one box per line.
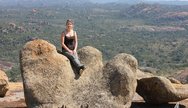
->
[79, 68, 84, 76]
[77, 65, 86, 76]
[80, 65, 86, 70]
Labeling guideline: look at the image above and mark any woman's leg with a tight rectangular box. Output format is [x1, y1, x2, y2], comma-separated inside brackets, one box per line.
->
[62, 50, 84, 69]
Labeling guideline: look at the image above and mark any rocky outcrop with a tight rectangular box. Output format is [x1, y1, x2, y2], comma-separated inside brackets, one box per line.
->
[172, 68, 188, 84]
[137, 76, 188, 104]
[0, 82, 26, 108]
[167, 77, 181, 84]
[136, 69, 154, 80]
[139, 67, 158, 74]
[20, 39, 74, 108]
[20, 39, 137, 108]
[102, 53, 138, 108]
[0, 70, 9, 97]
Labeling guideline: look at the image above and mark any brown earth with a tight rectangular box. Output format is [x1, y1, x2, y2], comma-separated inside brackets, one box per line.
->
[0, 82, 26, 108]
[0, 82, 187, 108]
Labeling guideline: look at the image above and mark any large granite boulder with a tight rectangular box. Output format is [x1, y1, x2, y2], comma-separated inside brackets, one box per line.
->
[20, 39, 74, 108]
[20, 39, 137, 108]
[137, 76, 188, 104]
[0, 70, 9, 97]
[102, 53, 138, 108]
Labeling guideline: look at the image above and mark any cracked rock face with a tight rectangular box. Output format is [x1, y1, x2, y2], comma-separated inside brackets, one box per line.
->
[20, 39, 137, 108]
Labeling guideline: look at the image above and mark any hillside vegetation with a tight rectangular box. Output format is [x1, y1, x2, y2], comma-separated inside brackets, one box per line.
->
[0, 3, 188, 81]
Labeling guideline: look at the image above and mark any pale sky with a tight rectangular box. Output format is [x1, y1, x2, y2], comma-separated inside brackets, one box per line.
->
[146, 0, 188, 1]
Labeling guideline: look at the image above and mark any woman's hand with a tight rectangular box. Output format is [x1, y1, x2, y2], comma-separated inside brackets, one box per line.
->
[68, 50, 74, 55]
[73, 49, 77, 54]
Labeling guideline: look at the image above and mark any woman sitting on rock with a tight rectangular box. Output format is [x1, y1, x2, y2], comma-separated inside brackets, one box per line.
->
[61, 19, 85, 75]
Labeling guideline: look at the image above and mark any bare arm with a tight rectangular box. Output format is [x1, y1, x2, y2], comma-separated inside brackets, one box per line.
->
[73, 31, 78, 52]
[61, 32, 73, 53]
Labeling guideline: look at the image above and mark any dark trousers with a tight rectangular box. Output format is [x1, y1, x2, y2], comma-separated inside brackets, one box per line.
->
[62, 50, 83, 70]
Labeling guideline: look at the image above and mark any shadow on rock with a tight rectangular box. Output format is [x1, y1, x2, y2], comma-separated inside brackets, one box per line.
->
[131, 102, 186, 108]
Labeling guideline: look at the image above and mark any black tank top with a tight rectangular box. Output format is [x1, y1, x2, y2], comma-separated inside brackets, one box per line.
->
[62, 31, 75, 50]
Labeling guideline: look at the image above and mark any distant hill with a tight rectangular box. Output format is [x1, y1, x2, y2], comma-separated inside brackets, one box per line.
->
[1, 1, 188, 81]
[125, 3, 165, 18]
[89, 0, 188, 5]
[89, 0, 142, 4]
[122, 3, 188, 24]
[145, 0, 188, 5]
[1, 0, 188, 6]
[0, 0, 90, 7]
